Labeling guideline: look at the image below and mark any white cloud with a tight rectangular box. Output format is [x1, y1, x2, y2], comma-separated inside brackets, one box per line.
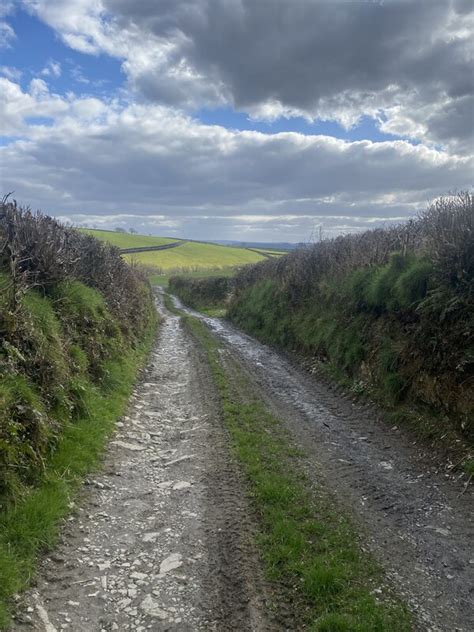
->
[1, 77, 472, 240]
[0, 65, 22, 81]
[20, 0, 474, 154]
[0, 20, 15, 48]
[40, 60, 62, 78]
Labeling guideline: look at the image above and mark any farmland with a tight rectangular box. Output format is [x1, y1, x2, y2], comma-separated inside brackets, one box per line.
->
[81, 229, 178, 249]
[82, 229, 269, 272]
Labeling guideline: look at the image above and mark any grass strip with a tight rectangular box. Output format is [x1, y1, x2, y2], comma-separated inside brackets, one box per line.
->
[183, 313, 412, 631]
[0, 323, 157, 629]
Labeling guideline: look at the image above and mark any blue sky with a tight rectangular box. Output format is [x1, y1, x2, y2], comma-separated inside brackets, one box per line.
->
[2, 8, 404, 143]
[1, 9, 123, 98]
[0, 1, 472, 241]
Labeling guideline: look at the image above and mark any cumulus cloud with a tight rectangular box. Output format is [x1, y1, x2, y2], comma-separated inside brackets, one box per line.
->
[0, 76, 111, 136]
[22, 0, 474, 154]
[1, 77, 472, 240]
[1, 1, 471, 240]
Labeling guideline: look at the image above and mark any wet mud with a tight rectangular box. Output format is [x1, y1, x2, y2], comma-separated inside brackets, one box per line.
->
[175, 296, 474, 632]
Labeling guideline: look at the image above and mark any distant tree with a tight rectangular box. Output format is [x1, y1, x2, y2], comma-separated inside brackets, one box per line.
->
[115, 227, 126, 233]
[129, 227, 137, 234]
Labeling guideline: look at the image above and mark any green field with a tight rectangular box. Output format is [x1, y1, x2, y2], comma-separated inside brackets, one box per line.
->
[81, 229, 178, 249]
[82, 229, 268, 273]
[128, 241, 264, 270]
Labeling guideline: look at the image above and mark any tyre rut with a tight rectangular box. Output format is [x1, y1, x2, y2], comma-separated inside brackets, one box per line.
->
[172, 295, 474, 632]
[13, 296, 275, 632]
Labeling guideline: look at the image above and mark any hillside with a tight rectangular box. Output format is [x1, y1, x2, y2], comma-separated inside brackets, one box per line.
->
[82, 229, 269, 271]
[81, 228, 178, 249]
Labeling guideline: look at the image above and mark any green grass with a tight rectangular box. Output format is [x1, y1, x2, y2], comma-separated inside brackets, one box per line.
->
[200, 307, 226, 317]
[83, 228, 267, 272]
[126, 241, 265, 271]
[182, 313, 412, 631]
[81, 229, 178, 249]
[228, 253, 474, 446]
[0, 321, 156, 628]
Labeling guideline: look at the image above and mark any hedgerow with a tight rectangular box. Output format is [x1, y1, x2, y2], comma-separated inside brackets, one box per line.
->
[228, 193, 474, 440]
[0, 198, 156, 503]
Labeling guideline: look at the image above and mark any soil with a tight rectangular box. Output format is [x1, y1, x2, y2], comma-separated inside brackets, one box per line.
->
[12, 297, 278, 632]
[173, 296, 474, 632]
[13, 292, 474, 632]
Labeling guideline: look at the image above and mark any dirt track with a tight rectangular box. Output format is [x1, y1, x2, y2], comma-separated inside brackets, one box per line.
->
[13, 297, 275, 632]
[173, 295, 474, 632]
[13, 293, 474, 631]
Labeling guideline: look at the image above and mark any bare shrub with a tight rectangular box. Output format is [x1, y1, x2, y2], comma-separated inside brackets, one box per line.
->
[0, 198, 152, 341]
[233, 193, 473, 305]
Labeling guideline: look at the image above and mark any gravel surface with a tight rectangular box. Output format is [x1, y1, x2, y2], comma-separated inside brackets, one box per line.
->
[174, 296, 474, 632]
[13, 298, 276, 632]
[12, 291, 474, 632]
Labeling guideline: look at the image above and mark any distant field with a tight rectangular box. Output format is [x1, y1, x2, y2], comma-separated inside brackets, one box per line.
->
[81, 229, 178, 249]
[248, 248, 286, 258]
[82, 229, 268, 272]
[128, 241, 265, 270]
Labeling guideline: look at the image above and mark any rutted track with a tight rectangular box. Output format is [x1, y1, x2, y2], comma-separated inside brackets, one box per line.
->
[13, 295, 274, 632]
[172, 293, 474, 632]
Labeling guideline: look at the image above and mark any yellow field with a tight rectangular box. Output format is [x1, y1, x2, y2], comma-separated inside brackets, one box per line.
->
[82, 229, 267, 271]
[127, 241, 264, 270]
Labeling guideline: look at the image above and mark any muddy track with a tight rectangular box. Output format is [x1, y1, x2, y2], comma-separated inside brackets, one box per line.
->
[13, 297, 275, 632]
[172, 295, 474, 632]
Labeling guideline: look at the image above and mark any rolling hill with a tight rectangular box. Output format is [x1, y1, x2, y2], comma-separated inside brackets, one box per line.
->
[82, 229, 270, 271]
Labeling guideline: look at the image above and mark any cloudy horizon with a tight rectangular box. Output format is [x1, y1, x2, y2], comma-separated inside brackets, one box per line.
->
[0, 0, 473, 242]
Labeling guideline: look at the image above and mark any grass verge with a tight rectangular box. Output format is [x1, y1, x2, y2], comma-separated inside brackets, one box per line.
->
[181, 312, 412, 631]
[0, 322, 157, 629]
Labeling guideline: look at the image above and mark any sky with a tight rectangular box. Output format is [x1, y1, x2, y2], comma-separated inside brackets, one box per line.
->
[0, 0, 473, 242]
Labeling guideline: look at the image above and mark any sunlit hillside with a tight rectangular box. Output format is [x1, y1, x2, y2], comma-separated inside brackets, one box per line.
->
[83, 229, 268, 271]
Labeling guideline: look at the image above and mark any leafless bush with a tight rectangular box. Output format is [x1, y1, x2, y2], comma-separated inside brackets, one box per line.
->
[234, 193, 473, 304]
[0, 198, 152, 338]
